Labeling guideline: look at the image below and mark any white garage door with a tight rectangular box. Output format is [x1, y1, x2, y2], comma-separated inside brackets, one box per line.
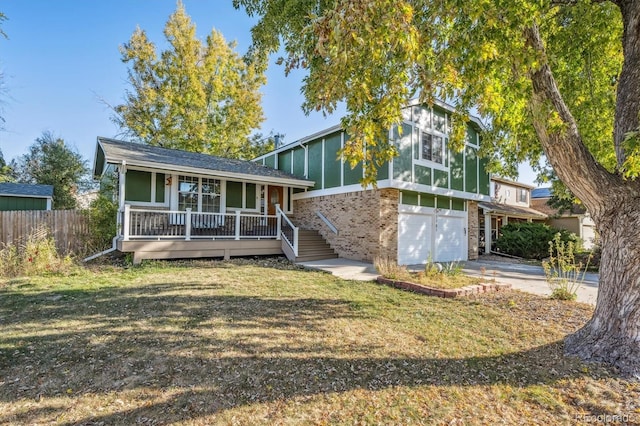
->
[435, 216, 466, 262]
[398, 208, 467, 265]
[398, 213, 433, 265]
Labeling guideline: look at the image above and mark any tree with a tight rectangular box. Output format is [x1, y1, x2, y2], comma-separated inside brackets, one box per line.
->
[234, 0, 640, 375]
[0, 148, 15, 182]
[15, 132, 89, 209]
[112, 1, 265, 157]
[0, 12, 8, 131]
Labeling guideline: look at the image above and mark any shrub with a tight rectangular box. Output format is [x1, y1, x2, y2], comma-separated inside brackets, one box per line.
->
[543, 233, 591, 301]
[0, 227, 74, 278]
[87, 189, 118, 251]
[494, 222, 578, 260]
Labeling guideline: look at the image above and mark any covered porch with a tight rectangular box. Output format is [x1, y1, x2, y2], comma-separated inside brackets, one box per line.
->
[478, 201, 547, 254]
[93, 137, 312, 263]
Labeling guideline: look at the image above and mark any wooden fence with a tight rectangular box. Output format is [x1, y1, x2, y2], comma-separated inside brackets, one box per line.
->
[0, 210, 92, 255]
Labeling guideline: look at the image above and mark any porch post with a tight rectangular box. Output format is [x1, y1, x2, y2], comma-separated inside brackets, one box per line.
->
[235, 210, 241, 240]
[275, 203, 282, 240]
[185, 208, 192, 241]
[123, 204, 130, 241]
[484, 212, 492, 254]
[118, 161, 127, 211]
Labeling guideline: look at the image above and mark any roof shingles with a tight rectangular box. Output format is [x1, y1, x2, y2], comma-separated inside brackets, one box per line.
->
[96, 137, 313, 186]
[0, 183, 53, 198]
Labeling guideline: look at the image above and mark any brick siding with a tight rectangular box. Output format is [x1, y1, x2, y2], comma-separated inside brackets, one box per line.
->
[292, 189, 399, 262]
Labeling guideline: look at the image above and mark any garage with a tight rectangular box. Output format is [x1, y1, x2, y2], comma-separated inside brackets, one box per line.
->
[398, 206, 467, 265]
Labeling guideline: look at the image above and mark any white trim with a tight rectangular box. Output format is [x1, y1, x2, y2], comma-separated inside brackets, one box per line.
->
[340, 132, 344, 187]
[103, 156, 313, 188]
[252, 124, 343, 160]
[390, 180, 491, 202]
[0, 193, 52, 199]
[291, 182, 387, 200]
[321, 138, 325, 190]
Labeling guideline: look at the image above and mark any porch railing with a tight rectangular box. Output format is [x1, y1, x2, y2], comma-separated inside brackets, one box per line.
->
[276, 204, 298, 258]
[121, 205, 279, 241]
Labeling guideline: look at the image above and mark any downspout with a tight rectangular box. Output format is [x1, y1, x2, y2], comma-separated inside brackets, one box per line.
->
[296, 140, 309, 179]
[82, 236, 118, 262]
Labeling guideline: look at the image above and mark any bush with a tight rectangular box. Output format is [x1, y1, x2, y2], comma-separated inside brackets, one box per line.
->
[544, 233, 591, 301]
[0, 227, 74, 278]
[494, 222, 578, 260]
[87, 191, 118, 251]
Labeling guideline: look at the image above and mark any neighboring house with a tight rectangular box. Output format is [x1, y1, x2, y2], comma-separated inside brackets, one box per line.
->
[75, 190, 99, 209]
[530, 187, 597, 249]
[254, 100, 491, 265]
[478, 177, 547, 253]
[0, 183, 53, 211]
[92, 137, 314, 263]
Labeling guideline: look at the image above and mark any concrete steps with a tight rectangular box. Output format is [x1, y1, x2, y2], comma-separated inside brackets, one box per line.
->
[295, 229, 338, 262]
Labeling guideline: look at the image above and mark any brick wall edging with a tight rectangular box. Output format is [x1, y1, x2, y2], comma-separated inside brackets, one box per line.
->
[376, 276, 511, 298]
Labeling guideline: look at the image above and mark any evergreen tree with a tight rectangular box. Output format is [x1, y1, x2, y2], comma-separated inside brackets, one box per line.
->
[15, 132, 88, 209]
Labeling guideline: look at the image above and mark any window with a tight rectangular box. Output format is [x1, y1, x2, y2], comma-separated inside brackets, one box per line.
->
[201, 178, 220, 212]
[178, 176, 199, 211]
[421, 132, 444, 164]
[519, 188, 528, 203]
[177, 176, 221, 213]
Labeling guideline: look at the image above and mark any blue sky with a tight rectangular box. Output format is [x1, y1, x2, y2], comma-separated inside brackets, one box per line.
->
[0, 0, 537, 184]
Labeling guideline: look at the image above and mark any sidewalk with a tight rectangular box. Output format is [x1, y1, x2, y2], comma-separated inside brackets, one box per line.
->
[297, 257, 599, 305]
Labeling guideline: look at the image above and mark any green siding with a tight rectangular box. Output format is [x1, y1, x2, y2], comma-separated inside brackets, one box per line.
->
[467, 126, 478, 145]
[437, 196, 450, 210]
[264, 154, 276, 169]
[479, 157, 490, 195]
[278, 151, 292, 173]
[451, 198, 466, 211]
[465, 146, 478, 193]
[433, 169, 449, 189]
[420, 193, 435, 207]
[246, 184, 256, 209]
[293, 147, 305, 178]
[450, 150, 464, 191]
[392, 123, 413, 181]
[401, 191, 419, 206]
[155, 173, 165, 203]
[433, 107, 447, 133]
[376, 160, 389, 180]
[323, 133, 341, 188]
[307, 140, 323, 190]
[126, 170, 152, 202]
[344, 161, 363, 185]
[414, 164, 432, 185]
[0, 196, 47, 211]
[226, 181, 243, 208]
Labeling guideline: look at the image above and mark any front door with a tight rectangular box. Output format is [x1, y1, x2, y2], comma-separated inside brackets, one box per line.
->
[267, 186, 284, 215]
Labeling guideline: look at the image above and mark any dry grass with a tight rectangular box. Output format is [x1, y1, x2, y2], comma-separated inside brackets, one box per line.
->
[0, 257, 638, 425]
[374, 257, 484, 289]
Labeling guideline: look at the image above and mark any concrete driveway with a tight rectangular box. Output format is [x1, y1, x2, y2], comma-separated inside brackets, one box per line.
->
[461, 259, 599, 305]
[299, 257, 599, 305]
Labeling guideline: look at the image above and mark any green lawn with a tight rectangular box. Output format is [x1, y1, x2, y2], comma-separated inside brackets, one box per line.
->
[0, 258, 637, 425]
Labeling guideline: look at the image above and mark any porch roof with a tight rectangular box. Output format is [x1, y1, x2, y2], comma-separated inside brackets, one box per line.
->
[94, 137, 314, 188]
[479, 201, 547, 219]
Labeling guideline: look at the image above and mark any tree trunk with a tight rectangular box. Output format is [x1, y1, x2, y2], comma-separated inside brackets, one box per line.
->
[565, 198, 640, 378]
[525, 19, 640, 377]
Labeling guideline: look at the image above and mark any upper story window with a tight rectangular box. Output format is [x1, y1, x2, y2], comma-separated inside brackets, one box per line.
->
[421, 133, 445, 164]
[519, 188, 528, 203]
[407, 105, 447, 166]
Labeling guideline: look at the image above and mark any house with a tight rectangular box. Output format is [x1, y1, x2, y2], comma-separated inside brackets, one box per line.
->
[0, 183, 53, 211]
[254, 100, 491, 265]
[478, 177, 547, 253]
[530, 187, 597, 249]
[92, 137, 314, 263]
